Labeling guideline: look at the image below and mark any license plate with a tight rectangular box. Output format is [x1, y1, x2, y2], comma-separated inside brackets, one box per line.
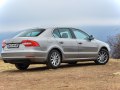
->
[7, 44, 19, 48]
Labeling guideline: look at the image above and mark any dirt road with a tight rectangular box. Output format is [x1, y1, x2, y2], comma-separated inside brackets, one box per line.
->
[0, 59, 120, 90]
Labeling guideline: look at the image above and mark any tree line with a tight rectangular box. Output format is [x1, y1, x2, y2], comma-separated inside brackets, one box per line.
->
[107, 34, 120, 59]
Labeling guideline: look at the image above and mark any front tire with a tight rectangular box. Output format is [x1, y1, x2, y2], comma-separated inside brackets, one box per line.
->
[46, 50, 61, 69]
[94, 49, 109, 65]
[15, 63, 30, 70]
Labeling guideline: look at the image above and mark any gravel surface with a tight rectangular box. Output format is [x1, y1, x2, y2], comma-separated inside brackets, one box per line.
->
[0, 59, 120, 90]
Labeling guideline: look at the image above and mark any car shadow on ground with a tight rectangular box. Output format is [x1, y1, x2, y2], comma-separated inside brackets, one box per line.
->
[2, 62, 98, 73]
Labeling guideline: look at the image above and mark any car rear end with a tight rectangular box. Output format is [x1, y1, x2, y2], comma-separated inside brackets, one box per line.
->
[1, 29, 48, 64]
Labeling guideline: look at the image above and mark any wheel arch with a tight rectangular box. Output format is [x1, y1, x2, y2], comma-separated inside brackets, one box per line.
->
[100, 46, 109, 51]
[47, 47, 64, 61]
[99, 46, 110, 56]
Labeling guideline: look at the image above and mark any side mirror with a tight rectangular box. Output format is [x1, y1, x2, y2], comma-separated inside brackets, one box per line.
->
[89, 35, 94, 41]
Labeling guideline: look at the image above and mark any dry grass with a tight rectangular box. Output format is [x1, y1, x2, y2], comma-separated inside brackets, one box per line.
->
[0, 59, 120, 90]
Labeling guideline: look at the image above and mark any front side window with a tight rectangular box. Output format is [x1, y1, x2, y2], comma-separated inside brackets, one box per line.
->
[53, 28, 72, 39]
[73, 29, 89, 40]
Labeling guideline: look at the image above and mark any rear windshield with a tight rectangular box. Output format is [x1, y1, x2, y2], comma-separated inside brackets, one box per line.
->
[16, 29, 45, 37]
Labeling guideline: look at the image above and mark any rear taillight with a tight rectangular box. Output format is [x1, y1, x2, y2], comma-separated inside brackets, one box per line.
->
[21, 40, 40, 47]
[2, 40, 6, 48]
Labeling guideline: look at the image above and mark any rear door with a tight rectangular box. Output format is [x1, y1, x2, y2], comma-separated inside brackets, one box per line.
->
[71, 28, 98, 59]
[53, 28, 78, 59]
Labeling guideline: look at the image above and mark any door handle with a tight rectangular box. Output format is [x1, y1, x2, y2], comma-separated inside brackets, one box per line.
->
[78, 42, 82, 44]
[59, 41, 64, 44]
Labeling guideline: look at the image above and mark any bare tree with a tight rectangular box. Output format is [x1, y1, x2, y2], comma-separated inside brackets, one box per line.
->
[107, 34, 120, 59]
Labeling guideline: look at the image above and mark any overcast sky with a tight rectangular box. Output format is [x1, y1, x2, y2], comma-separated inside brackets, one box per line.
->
[0, 0, 120, 32]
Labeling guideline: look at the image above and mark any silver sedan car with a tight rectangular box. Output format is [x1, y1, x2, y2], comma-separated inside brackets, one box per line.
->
[1, 27, 110, 70]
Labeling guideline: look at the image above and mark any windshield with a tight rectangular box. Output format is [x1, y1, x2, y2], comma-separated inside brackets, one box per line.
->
[15, 29, 45, 37]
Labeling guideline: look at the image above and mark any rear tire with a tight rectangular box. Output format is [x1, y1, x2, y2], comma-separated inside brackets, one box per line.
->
[46, 50, 61, 69]
[15, 63, 30, 70]
[94, 49, 109, 65]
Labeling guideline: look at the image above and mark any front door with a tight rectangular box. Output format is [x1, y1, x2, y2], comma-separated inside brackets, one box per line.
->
[71, 28, 98, 59]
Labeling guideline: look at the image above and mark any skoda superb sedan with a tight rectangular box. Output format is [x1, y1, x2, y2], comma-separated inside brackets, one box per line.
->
[1, 28, 110, 70]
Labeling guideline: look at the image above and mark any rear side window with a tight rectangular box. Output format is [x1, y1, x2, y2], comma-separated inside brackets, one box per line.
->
[53, 29, 61, 38]
[16, 29, 45, 37]
[53, 28, 72, 39]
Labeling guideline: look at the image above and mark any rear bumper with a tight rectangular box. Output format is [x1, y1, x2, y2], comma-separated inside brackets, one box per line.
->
[1, 50, 48, 63]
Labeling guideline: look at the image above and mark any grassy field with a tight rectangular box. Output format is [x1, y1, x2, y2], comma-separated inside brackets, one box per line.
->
[0, 59, 120, 90]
